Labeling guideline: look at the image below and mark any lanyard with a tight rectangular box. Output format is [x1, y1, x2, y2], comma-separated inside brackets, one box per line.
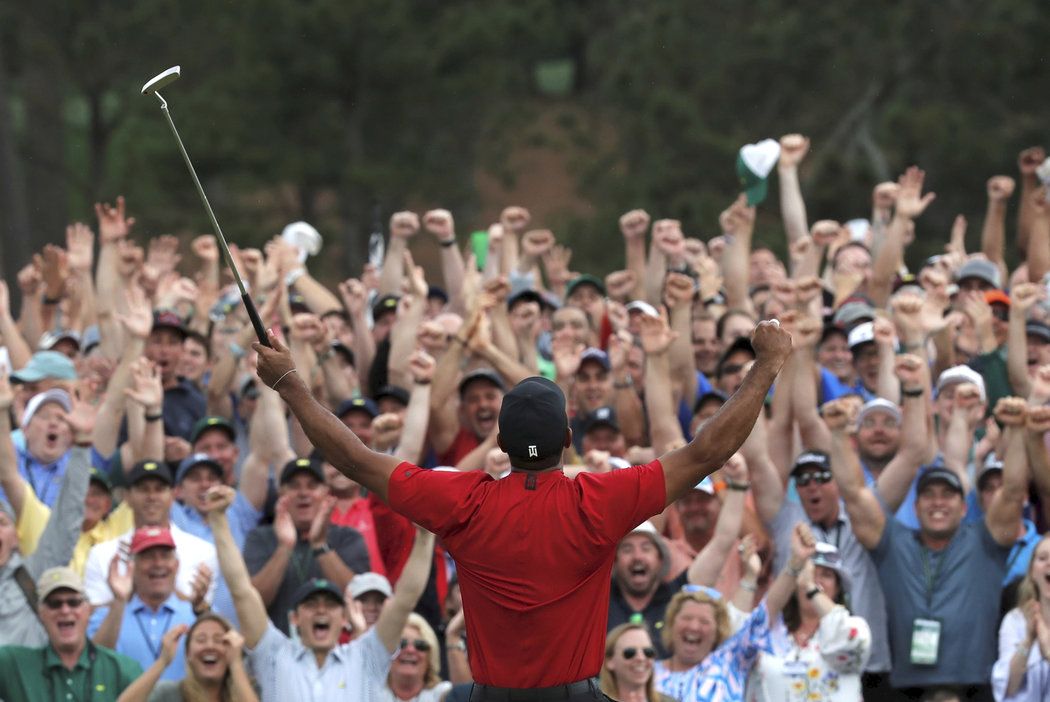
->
[134, 608, 175, 661]
[290, 544, 313, 583]
[919, 546, 945, 612]
[814, 521, 843, 550]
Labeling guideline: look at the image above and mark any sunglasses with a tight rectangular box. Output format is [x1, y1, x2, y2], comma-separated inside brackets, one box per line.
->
[622, 647, 656, 660]
[42, 596, 85, 610]
[681, 584, 723, 601]
[399, 638, 431, 652]
[795, 471, 833, 487]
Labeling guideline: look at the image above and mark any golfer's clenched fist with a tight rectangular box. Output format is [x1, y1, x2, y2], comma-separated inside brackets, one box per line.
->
[253, 329, 298, 390]
[751, 319, 792, 370]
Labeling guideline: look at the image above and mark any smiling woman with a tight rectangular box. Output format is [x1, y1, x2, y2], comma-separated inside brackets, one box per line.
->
[378, 613, 452, 702]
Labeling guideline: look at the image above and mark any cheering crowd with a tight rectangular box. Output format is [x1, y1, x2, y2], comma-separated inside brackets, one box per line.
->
[0, 134, 1049, 702]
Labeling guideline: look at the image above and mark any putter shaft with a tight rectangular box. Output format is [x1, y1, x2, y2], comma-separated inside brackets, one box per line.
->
[152, 91, 269, 346]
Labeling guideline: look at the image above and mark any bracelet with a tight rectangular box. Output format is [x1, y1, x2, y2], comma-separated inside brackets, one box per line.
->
[272, 368, 298, 390]
[317, 347, 335, 364]
[75, 441, 93, 448]
[439, 238, 457, 248]
[144, 413, 163, 423]
[738, 580, 757, 593]
[726, 480, 750, 492]
[901, 387, 925, 398]
[42, 295, 62, 305]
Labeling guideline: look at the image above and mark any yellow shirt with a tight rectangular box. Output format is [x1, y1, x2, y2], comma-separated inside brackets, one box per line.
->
[17, 492, 134, 576]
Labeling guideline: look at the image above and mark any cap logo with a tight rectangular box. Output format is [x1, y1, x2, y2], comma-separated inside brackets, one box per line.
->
[296, 458, 311, 467]
[528, 445, 538, 458]
[597, 408, 610, 419]
[207, 418, 220, 425]
[144, 462, 157, 471]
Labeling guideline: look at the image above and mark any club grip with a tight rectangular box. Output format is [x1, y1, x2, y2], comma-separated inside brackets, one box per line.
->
[242, 292, 271, 347]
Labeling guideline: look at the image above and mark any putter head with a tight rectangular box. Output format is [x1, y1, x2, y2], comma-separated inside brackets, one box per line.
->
[141, 66, 181, 95]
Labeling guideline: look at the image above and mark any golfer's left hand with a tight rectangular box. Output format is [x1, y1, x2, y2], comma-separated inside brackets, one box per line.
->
[253, 329, 297, 390]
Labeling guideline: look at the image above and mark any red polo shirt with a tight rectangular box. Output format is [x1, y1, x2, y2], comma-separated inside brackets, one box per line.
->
[387, 460, 666, 688]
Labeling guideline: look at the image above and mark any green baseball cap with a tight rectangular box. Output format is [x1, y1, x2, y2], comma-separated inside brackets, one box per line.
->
[736, 139, 781, 206]
[190, 416, 237, 445]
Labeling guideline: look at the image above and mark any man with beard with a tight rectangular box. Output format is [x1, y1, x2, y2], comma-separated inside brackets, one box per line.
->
[243, 457, 370, 634]
[87, 526, 204, 679]
[204, 484, 434, 702]
[0, 567, 141, 700]
[607, 521, 679, 656]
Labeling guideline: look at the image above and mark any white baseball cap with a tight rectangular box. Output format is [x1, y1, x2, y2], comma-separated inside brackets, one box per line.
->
[936, 365, 986, 402]
[21, 389, 72, 430]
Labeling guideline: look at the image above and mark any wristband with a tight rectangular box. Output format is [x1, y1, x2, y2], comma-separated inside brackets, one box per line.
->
[414, 379, 432, 386]
[42, 295, 62, 305]
[144, 413, 163, 423]
[613, 376, 633, 389]
[738, 580, 757, 593]
[901, 387, 925, 398]
[786, 562, 805, 577]
[75, 441, 93, 448]
[284, 268, 306, 288]
[311, 544, 332, 558]
[726, 480, 750, 492]
[439, 238, 457, 248]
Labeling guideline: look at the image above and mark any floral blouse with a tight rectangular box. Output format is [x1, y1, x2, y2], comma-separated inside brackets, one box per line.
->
[745, 606, 871, 702]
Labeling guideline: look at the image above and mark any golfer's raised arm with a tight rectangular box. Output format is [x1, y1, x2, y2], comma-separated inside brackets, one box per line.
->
[253, 330, 400, 500]
[659, 320, 791, 504]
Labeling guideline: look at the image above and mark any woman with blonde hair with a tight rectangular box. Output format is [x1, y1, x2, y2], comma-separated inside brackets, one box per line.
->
[992, 534, 1050, 701]
[601, 622, 676, 702]
[654, 523, 815, 701]
[117, 613, 257, 702]
[379, 612, 452, 701]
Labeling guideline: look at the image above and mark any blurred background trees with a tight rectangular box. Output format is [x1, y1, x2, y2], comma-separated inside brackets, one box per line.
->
[1, 0, 1047, 285]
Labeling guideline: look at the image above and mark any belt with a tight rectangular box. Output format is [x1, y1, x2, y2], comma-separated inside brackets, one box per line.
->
[468, 676, 605, 701]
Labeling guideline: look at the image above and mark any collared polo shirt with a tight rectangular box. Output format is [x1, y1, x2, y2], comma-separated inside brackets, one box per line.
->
[87, 593, 197, 680]
[769, 498, 890, 673]
[0, 641, 141, 701]
[387, 459, 666, 688]
[607, 573, 687, 658]
[170, 490, 261, 548]
[248, 621, 390, 702]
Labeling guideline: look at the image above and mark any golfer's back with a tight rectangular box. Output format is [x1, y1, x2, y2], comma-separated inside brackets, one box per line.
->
[387, 459, 665, 688]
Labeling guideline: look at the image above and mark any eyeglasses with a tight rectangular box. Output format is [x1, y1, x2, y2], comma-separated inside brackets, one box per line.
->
[719, 363, 745, 377]
[681, 584, 722, 601]
[622, 647, 656, 660]
[795, 471, 833, 487]
[42, 596, 85, 611]
[399, 638, 431, 652]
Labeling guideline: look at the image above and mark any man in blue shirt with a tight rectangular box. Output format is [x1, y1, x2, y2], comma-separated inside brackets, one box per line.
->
[87, 526, 203, 680]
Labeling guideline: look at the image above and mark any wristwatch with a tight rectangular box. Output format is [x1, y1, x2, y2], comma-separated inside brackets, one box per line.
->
[805, 586, 823, 600]
[311, 544, 332, 558]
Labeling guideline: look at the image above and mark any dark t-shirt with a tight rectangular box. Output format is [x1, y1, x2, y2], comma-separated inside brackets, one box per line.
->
[388, 460, 666, 688]
[163, 378, 207, 441]
[608, 572, 687, 658]
[243, 524, 371, 634]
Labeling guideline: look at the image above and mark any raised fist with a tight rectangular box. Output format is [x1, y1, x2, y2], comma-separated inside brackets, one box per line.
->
[390, 211, 420, 239]
[993, 396, 1028, 427]
[751, 319, 792, 368]
[1019, 147, 1047, 176]
[810, 220, 841, 248]
[778, 134, 810, 168]
[500, 206, 531, 235]
[987, 176, 1016, 202]
[821, 398, 857, 433]
[422, 209, 455, 241]
[619, 209, 650, 240]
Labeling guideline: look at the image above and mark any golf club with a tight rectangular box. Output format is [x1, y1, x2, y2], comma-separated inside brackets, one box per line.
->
[141, 65, 270, 346]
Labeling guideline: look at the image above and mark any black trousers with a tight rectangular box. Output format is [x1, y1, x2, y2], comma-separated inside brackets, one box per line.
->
[468, 677, 611, 701]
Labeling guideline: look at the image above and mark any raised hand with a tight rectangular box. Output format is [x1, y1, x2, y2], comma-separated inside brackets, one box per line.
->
[115, 239, 145, 279]
[720, 195, 756, 236]
[422, 209, 455, 242]
[253, 329, 298, 390]
[652, 219, 685, 259]
[821, 398, 857, 433]
[663, 271, 696, 308]
[619, 209, 650, 241]
[778, 134, 810, 168]
[146, 234, 182, 277]
[160, 624, 189, 666]
[39, 244, 70, 299]
[0, 362, 12, 412]
[94, 196, 136, 244]
[108, 553, 133, 603]
[987, 175, 1016, 202]
[894, 166, 936, 220]
[739, 534, 762, 582]
[1018, 147, 1047, 177]
[202, 485, 236, 516]
[604, 270, 637, 302]
[542, 244, 573, 289]
[66, 223, 95, 272]
[124, 359, 163, 409]
[1030, 366, 1050, 405]
[721, 452, 748, 484]
[751, 319, 792, 369]
[222, 628, 245, 664]
[17, 262, 42, 295]
[307, 494, 337, 547]
[993, 396, 1028, 427]
[894, 354, 925, 391]
[791, 314, 822, 350]
[371, 413, 404, 451]
[795, 276, 823, 306]
[1011, 282, 1045, 314]
[408, 349, 436, 384]
[1026, 405, 1050, 434]
[499, 206, 531, 235]
[338, 278, 368, 318]
[583, 450, 612, 474]
[637, 309, 678, 356]
[521, 229, 555, 258]
[191, 235, 219, 264]
[116, 285, 154, 340]
[551, 330, 585, 378]
[873, 182, 900, 212]
[389, 211, 420, 239]
[789, 522, 817, 569]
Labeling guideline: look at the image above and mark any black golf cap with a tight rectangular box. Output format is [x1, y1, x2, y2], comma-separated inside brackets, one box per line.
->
[458, 368, 506, 397]
[582, 405, 620, 435]
[791, 450, 831, 476]
[280, 457, 325, 485]
[375, 385, 410, 407]
[916, 465, 964, 496]
[126, 460, 174, 488]
[291, 578, 344, 608]
[497, 376, 568, 469]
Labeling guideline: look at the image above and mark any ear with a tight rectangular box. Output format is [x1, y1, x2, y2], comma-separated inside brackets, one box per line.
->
[496, 433, 505, 452]
[564, 428, 573, 449]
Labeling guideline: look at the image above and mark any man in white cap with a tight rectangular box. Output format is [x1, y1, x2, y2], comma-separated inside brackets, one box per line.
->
[346, 572, 393, 632]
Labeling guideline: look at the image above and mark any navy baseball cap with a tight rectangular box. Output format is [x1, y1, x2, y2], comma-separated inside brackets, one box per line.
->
[582, 405, 620, 435]
[917, 465, 964, 496]
[497, 376, 568, 469]
[126, 460, 173, 488]
[279, 457, 325, 485]
[336, 397, 379, 420]
[292, 578, 344, 608]
[151, 310, 188, 339]
[458, 368, 506, 397]
[175, 453, 224, 484]
[578, 347, 610, 373]
[375, 385, 410, 407]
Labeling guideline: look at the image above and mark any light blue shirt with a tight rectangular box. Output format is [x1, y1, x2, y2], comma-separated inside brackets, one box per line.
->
[87, 593, 197, 680]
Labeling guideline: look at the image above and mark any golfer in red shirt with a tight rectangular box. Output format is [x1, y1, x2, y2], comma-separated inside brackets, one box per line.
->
[254, 320, 790, 700]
